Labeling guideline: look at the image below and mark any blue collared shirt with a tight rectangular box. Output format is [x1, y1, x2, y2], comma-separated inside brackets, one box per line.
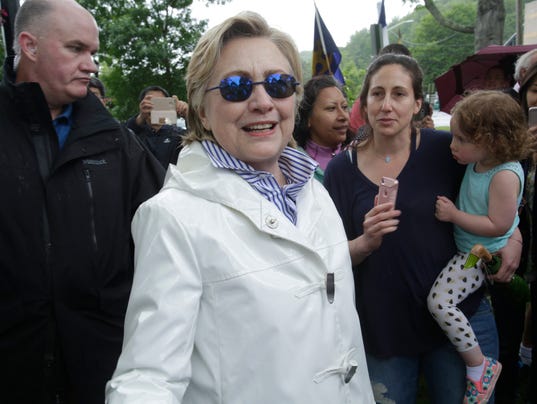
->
[202, 140, 318, 225]
[52, 103, 74, 149]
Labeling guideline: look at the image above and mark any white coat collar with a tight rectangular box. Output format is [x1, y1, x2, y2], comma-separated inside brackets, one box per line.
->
[164, 142, 328, 245]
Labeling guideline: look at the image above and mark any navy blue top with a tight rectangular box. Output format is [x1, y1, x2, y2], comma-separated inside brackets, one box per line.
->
[324, 128, 483, 358]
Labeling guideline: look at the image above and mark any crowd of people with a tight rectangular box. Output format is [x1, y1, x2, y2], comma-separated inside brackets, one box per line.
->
[2, 0, 537, 403]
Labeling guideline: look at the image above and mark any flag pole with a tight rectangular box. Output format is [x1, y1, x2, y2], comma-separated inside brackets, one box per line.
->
[314, 2, 333, 76]
[378, 0, 389, 47]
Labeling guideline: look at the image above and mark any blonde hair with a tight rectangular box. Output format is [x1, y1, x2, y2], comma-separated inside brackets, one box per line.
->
[184, 11, 303, 145]
[451, 90, 529, 163]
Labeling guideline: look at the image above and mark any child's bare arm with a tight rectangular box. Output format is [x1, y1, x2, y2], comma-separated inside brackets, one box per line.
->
[436, 170, 520, 237]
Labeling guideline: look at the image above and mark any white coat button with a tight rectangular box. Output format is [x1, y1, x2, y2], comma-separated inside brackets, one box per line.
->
[265, 215, 278, 229]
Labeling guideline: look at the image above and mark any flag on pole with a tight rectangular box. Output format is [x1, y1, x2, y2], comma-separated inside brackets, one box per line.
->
[312, 5, 345, 84]
[378, 0, 389, 48]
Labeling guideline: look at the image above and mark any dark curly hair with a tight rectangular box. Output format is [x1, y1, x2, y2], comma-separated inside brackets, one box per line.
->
[293, 75, 352, 148]
[451, 90, 530, 163]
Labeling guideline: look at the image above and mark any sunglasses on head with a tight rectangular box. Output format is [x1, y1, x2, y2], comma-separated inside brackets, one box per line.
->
[205, 73, 299, 102]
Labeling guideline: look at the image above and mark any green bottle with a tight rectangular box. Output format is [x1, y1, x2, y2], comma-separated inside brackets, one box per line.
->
[485, 255, 530, 307]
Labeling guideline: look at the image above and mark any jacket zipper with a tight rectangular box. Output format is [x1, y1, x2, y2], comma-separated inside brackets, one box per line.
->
[83, 169, 98, 252]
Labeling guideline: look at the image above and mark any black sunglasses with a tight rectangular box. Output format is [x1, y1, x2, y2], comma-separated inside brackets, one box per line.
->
[205, 73, 299, 102]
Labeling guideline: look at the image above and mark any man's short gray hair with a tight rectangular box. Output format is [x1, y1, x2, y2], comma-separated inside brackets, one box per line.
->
[514, 49, 537, 82]
[12, 0, 55, 68]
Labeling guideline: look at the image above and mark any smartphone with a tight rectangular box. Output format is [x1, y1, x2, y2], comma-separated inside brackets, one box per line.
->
[377, 176, 399, 206]
[151, 97, 177, 125]
[529, 107, 537, 127]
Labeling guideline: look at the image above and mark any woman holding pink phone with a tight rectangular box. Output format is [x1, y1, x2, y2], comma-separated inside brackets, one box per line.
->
[324, 53, 523, 403]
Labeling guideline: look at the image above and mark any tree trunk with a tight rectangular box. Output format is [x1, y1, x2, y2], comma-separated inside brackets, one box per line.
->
[474, 0, 505, 50]
[422, 0, 505, 51]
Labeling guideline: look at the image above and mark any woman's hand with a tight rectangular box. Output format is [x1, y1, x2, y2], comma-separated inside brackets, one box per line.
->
[348, 202, 401, 265]
[493, 230, 523, 283]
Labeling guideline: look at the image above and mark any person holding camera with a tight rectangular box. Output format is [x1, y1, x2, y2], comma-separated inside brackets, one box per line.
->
[126, 85, 188, 168]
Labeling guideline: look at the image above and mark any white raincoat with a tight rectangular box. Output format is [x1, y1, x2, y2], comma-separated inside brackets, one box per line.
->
[106, 142, 374, 404]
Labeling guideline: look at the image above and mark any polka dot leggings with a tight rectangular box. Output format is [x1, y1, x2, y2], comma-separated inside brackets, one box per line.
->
[427, 251, 486, 352]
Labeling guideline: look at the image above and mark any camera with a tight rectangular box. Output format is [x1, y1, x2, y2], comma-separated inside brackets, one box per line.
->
[150, 97, 177, 125]
[413, 101, 431, 122]
[529, 106, 537, 127]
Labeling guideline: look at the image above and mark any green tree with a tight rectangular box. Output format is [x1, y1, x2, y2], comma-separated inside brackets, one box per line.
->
[300, 50, 313, 84]
[337, 0, 523, 100]
[411, 1, 476, 90]
[341, 27, 373, 102]
[408, 0, 527, 51]
[78, 0, 226, 120]
[340, 62, 366, 104]
[417, 0, 504, 50]
[345, 28, 376, 72]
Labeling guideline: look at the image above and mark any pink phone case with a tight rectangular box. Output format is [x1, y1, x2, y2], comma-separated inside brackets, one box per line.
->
[377, 176, 398, 206]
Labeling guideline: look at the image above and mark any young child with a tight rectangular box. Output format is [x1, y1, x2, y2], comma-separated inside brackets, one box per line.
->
[427, 90, 529, 403]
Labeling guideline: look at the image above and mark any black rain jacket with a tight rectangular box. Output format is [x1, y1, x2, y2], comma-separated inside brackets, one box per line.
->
[0, 57, 164, 404]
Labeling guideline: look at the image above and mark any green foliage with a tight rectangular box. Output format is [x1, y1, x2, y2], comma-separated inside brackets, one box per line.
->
[341, 63, 366, 102]
[300, 50, 313, 84]
[411, 1, 476, 91]
[78, 0, 216, 120]
[504, 0, 522, 41]
[344, 28, 376, 69]
[341, 28, 373, 101]
[300, 0, 521, 105]
[0, 0, 526, 117]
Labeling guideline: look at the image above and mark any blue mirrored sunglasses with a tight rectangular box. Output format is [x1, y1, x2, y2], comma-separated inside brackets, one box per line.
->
[205, 73, 299, 102]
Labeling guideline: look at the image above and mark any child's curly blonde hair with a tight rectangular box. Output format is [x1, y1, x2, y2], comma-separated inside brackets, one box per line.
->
[451, 90, 530, 163]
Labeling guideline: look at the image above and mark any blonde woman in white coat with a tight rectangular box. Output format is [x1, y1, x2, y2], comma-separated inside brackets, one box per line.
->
[105, 11, 374, 404]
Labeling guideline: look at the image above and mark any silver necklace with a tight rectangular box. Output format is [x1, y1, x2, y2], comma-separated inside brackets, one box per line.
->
[374, 152, 392, 163]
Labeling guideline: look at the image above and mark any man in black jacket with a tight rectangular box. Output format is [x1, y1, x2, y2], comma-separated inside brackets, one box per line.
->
[0, 0, 164, 403]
